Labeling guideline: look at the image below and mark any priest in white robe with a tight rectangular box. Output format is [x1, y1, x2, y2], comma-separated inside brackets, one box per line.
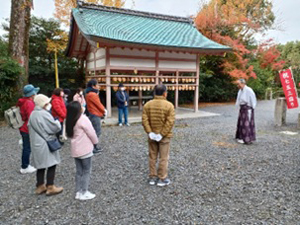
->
[235, 79, 257, 144]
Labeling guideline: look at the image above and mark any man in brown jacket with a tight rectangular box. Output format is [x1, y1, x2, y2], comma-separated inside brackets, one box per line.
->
[142, 84, 175, 187]
[85, 79, 107, 154]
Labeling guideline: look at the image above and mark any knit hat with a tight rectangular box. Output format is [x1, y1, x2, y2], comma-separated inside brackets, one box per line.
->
[118, 83, 124, 88]
[34, 94, 51, 108]
[23, 84, 40, 97]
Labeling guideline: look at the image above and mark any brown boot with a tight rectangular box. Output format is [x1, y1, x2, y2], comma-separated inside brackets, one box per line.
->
[46, 185, 63, 196]
[35, 184, 47, 195]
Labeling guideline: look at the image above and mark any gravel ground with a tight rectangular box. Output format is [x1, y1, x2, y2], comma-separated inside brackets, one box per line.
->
[0, 100, 300, 224]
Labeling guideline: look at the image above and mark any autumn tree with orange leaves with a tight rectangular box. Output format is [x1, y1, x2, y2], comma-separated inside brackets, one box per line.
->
[195, 0, 280, 79]
[256, 39, 285, 72]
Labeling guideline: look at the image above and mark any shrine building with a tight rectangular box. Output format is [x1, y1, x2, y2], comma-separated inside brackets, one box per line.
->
[66, 1, 231, 117]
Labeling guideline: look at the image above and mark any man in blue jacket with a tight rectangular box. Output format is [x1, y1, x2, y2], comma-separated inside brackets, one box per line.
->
[116, 83, 130, 126]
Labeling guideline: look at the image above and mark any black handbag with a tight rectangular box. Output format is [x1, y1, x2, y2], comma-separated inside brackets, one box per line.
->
[31, 124, 61, 152]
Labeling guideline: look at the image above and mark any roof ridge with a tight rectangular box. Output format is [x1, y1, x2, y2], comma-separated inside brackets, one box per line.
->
[77, 1, 193, 24]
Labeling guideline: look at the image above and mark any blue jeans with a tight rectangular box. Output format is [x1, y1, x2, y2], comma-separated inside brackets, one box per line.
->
[118, 107, 128, 124]
[20, 131, 31, 169]
[89, 114, 101, 137]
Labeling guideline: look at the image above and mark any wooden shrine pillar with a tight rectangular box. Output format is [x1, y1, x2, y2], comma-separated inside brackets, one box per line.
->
[93, 50, 96, 76]
[175, 70, 179, 109]
[194, 55, 199, 112]
[155, 52, 159, 85]
[138, 90, 143, 110]
[105, 47, 112, 117]
[85, 59, 88, 81]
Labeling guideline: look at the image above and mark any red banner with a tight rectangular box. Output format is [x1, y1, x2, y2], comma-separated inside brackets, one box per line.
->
[279, 69, 298, 109]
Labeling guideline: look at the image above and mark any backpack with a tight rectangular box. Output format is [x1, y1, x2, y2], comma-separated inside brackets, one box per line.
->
[4, 106, 24, 129]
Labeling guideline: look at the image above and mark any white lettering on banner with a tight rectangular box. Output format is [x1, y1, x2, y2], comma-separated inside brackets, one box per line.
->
[282, 72, 290, 79]
[279, 69, 298, 109]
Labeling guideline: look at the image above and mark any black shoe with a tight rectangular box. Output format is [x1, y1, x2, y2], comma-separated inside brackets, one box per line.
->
[93, 147, 103, 154]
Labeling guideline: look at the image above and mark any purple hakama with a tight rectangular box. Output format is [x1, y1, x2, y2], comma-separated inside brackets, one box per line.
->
[235, 105, 256, 144]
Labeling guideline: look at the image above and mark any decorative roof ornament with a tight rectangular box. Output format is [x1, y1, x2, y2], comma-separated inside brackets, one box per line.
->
[77, 0, 83, 8]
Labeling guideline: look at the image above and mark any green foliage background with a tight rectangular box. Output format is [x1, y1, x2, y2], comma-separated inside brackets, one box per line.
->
[28, 17, 84, 96]
[0, 38, 23, 117]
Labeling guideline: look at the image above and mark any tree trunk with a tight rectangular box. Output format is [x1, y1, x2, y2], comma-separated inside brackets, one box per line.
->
[8, 0, 31, 90]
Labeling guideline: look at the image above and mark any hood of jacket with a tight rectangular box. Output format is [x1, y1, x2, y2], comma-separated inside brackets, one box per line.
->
[86, 87, 99, 94]
[16, 97, 31, 107]
[51, 94, 63, 101]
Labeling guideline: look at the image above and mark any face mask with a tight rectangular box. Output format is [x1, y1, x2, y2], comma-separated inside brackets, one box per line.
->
[45, 103, 52, 111]
[121, 87, 125, 91]
[60, 92, 64, 97]
[79, 91, 83, 95]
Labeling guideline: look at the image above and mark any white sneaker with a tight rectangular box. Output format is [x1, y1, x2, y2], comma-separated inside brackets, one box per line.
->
[157, 178, 171, 187]
[126, 123, 130, 127]
[79, 191, 96, 200]
[119, 123, 123, 127]
[20, 165, 37, 174]
[237, 139, 245, 144]
[75, 192, 81, 200]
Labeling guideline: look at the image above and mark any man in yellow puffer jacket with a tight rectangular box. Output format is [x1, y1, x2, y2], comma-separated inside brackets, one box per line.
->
[142, 84, 175, 187]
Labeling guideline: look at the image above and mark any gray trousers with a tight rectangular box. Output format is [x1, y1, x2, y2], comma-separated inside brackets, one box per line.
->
[75, 157, 92, 193]
[89, 114, 101, 137]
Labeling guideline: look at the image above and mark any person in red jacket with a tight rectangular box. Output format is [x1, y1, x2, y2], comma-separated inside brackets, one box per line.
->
[51, 88, 67, 144]
[16, 84, 40, 174]
[85, 79, 107, 154]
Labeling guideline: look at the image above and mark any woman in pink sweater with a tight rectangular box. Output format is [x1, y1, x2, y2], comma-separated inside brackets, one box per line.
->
[66, 101, 98, 201]
[73, 88, 86, 107]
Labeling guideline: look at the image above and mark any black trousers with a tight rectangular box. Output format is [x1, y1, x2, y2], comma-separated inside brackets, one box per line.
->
[36, 165, 56, 187]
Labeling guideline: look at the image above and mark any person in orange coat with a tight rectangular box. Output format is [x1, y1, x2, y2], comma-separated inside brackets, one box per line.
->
[51, 88, 67, 144]
[85, 79, 107, 153]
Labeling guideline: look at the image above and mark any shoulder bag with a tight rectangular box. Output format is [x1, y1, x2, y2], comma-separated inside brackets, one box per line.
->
[31, 123, 61, 152]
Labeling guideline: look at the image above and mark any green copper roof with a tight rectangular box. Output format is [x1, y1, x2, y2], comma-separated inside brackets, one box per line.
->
[71, 4, 230, 51]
